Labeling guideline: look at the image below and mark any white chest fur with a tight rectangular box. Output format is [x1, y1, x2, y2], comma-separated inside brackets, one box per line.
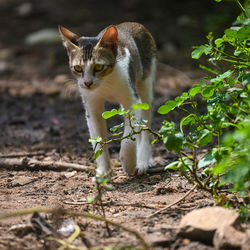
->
[78, 48, 138, 107]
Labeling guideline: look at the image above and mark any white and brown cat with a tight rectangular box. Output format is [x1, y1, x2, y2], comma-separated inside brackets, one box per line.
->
[59, 22, 157, 177]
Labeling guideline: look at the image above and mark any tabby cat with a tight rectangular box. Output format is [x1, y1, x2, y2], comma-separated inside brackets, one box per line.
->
[59, 22, 157, 177]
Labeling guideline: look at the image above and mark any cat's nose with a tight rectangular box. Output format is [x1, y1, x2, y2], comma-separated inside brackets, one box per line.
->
[84, 81, 93, 88]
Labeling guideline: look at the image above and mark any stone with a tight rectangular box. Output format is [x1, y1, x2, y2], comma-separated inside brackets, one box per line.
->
[213, 225, 245, 249]
[147, 234, 171, 248]
[242, 229, 250, 250]
[177, 206, 240, 243]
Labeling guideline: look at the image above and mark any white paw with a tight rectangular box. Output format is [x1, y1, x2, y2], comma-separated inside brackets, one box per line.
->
[95, 167, 112, 179]
[122, 162, 136, 176]
[136, 161, 150, 175]
[149, 157, 155, 166]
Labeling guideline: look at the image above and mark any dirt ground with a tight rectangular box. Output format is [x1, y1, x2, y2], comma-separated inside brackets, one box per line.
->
[0, 0, 240, 249]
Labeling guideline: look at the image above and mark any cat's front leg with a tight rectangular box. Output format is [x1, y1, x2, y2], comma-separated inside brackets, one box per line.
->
[84, 98, 111, 177]
[120, 116, 137, 175]
[136, 127, 153, 174]
[136, 66, 156, 174]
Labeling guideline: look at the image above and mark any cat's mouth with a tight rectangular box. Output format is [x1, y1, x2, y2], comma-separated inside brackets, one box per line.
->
[79, 82, 97, 90]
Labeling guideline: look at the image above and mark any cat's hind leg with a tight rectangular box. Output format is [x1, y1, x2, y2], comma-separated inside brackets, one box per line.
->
[119, 119, 137, 175]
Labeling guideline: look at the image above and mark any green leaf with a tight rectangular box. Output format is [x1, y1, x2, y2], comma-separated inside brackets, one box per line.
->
[210, 70, 233, 83]
[96, 177, 110, 185]
[215, 38, 224, 47]
[163, 132, 184, 152]
[198, 129, 213, 146]
[87, 196, 95, 204]
[199, 65, 218, 75]
[89, 136, 102, 143]
[110, 122, 124, 132]
[132, 103, 150, 110]
[102, 109, 118, 119]
[158, 100, 178, 114]
[189, 84, 202, 97]
[204, 45, 212, 55]
[151, 139, 158, 144]
[198, 152, 216, 168]
[192, 45, 207, 59]
[201, 86, 215, 97]
[180, 114, 197, 134]
[165, 161, 179, 171]
[93, 149, 103, 159]
[224, 29, 237, 39]
[227, 87, 243, 92]
[237, 26, 250, 40]
[242, 73, 250, 85]
[234, 48, 243, 56]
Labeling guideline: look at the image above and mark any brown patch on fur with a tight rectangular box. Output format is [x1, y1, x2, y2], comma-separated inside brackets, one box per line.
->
[58, 25, 79, 45]
[99, 26, 118, 55]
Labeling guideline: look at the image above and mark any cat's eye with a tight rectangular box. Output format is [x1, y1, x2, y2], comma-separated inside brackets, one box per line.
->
[73, 65, 83, 73]
[94, 64, 104, 72]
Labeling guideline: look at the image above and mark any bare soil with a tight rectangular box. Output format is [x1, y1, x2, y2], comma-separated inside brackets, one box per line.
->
[0, 0, 238, 249]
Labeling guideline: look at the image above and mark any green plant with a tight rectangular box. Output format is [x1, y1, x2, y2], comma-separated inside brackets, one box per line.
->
[89, 104, 160, 163]
[158, 0, 250, 198]
[88, 176, 113, 235]
[90, 0, 250, 215]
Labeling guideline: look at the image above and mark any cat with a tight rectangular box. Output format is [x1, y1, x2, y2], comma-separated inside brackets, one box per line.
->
[59, 22, 157, 177]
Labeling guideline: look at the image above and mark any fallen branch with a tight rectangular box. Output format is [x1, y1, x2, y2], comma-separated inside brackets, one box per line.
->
[0, 158, 94, 172]
[147, 166, 165, 174]
[146, 184, 198, 218]
[63, 200, 156, 209]
[0, 207, 150, 250]
[0, 152, 46, 158]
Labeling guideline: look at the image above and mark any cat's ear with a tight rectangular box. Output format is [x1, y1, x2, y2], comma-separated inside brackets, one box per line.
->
[58, 25, 79, 52]
[99, 26, 118, 53]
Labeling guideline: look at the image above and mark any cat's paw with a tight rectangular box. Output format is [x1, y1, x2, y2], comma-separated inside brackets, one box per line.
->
[136, 161, 150, 175]
[95, 168, 112, 180]
[122, 163, 136, 176]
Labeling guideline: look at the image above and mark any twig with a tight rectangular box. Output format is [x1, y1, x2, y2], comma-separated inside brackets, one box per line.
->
[0, 152, 46, 158]
[95, 181, 112, 236]
[0, 207, 150, 250]
[147, 166, 165, 174]
[63, 200, 156, 209]
[146, 184, 198, 218]
[0, 158, 93, 172]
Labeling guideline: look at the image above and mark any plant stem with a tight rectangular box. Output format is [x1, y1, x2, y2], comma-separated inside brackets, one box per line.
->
[0, 207, 150, 250]
[96, 182, 112, 236]
[235, 0, 248, 18]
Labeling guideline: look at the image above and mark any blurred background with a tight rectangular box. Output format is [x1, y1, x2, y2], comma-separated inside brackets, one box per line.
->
[0, 0, 238, 81]
[0, 0, 239, 156]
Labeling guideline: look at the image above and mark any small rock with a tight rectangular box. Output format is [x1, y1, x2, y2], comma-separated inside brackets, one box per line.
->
[64, 171, 77, 178]
[177, 206, 240, 243]
[9, 176, 37, 187]
[0, 61, 13, 74]
[155, 186, 174, 195]
[213, 225, 245, 249]
[147, 234, 171, 248]
[9, 223, 34, 237]
[16, 2, 32, 17]
[242, 229, 250, 250]
[25, 29, 61, 45]
[57, 218, 76, 236]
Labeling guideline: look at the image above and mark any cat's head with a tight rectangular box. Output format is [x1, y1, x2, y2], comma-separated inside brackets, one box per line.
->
[59, 25, 118, 90]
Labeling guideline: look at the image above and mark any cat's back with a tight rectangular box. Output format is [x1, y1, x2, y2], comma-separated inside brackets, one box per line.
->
[115, 22, 157, 80]
[116, 22, 156, 56]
